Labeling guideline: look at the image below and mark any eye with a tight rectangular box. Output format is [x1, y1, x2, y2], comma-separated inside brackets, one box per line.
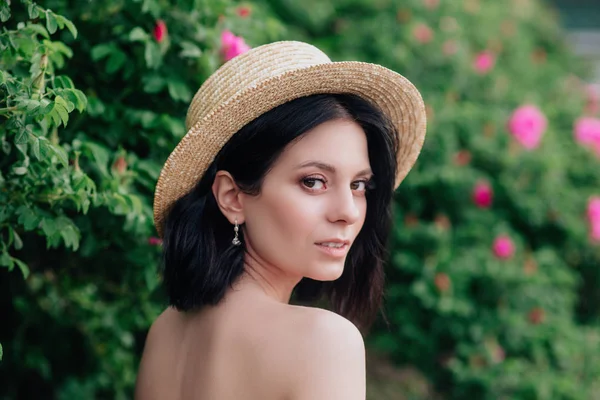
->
[351, 179, 373, 192]
[302, 177, 326, 190]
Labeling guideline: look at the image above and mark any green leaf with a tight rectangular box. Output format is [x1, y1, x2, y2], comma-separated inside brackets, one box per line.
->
[15, 126, 29, 145]
[1, 138, 10, 155]
[105, 49, 126, 74]
[60, 223, 80, 251]
[12, 166, 28, 175]
[17, 99, 42, 113]
[0, 5, 10, 22]
[53, 103, 69, 127]
[109, 193, 131, 215]
[45, 11, 58, 34]
[0, 343, 3, 361]
[142, 75, 165, 93]
[55, 14, 77, 39]
[179, 41, 203, 59]
[63, 19, 77, 39]
[129, 27, 149, 42]
[31, 136, 41, 160]
[28, 3, 40, 19]
[0, 252, 13, 269]
[84, 142, 110, 177]
[37, 136, 52, 159]
[38, 98, 54, 115]
[167, 80, 192, 102]
[51, 41, 73, 58]
[73, 89, 87, 112]
[16, 206, 41, 230]
[26, 23, 49, 39]
[13, 230, 23, 250]
[41, 218, 58, 237]
[54, 95, 72, 112]
[13, 258, 30, 279]
[49, 108, 61, 127]
[53, 76, 75, 89]
[50, 143, 68, 167]
[90, 44, 113, 61]
[144, 42, 162, 69]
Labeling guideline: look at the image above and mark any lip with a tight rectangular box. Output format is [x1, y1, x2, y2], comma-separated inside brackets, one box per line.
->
[315, 239, 351, 258]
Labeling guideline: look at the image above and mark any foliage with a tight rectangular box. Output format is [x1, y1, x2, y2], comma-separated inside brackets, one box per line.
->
[0, 0, 285, 398]
[2, 0, 600, 398]
[264, 0, 600, 398]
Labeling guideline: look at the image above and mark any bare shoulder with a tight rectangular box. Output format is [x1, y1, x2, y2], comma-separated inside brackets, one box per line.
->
[283, 307, 366, 400]
[135, 308, 178, 399]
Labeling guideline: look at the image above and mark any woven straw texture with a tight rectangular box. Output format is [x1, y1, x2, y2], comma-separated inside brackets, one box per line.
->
[153, 41, 426, 237]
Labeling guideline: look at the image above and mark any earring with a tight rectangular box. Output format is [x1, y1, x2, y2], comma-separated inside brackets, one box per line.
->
[232, 218, 241, 246]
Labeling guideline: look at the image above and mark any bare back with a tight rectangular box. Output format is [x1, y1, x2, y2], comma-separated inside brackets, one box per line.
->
[135, 293, 366, 400]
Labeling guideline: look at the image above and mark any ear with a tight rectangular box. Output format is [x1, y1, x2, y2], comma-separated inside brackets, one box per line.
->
[212, 170, 245, 224]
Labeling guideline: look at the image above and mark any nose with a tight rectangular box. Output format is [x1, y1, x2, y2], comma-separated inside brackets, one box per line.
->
[327, 186, 362, 225]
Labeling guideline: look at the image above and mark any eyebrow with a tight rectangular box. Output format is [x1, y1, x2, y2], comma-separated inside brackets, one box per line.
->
[296, 161, 373, 177]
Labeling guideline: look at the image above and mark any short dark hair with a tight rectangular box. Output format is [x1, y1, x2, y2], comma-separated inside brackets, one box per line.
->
[161, 93, 398, 332]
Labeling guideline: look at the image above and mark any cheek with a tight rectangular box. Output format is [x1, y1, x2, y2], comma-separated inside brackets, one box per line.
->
[244, 191, 321, 267]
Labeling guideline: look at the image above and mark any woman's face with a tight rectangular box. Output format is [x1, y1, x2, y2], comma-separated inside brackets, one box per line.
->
[240, 118, 372, 282]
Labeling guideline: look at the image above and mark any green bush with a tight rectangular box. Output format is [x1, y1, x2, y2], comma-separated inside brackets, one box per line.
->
[0, 0, 285, 398]
[2, 0, 600, 399]
[265, 0, 600, 398]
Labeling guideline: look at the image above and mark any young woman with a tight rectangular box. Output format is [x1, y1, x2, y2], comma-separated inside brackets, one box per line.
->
[135, 40, 426, 400]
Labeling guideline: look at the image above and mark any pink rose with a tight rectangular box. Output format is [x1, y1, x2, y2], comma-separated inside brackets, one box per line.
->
[588, 197, 600, 242]
[153, 20, 167, 43]
[413, 23, 434, 44]
[574, 117, 600, 149]
[473, 51, 495, 74]
[473, 181, 493, 208]
[148, 237, 163, 246]
[591, 224, 600, 242]
[493, 235, 515, 259]
[588, 197, 600, 224]
[220, 30, 251, 61]
[507, 105, 547, 150]
[237, 6, 251, 18]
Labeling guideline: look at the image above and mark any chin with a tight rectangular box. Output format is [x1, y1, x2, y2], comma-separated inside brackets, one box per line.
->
[307, 261, 346, 281]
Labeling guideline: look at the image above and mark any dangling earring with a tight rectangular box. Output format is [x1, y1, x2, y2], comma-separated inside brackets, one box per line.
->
[232, 218, 241, 246]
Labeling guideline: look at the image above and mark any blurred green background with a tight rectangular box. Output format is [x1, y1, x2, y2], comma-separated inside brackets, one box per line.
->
[1, 0, 600, 399]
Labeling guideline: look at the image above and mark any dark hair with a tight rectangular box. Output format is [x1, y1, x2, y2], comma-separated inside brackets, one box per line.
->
[161, 93, 398, 332]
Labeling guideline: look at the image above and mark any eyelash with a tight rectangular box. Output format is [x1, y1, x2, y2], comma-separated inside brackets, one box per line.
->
[301, 175, 374, 193]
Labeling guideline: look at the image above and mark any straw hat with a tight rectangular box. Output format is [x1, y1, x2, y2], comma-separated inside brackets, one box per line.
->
[153, 40, 426, 237]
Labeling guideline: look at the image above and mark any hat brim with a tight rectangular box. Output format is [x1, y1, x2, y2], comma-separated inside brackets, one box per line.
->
[153, 61, 426, 237]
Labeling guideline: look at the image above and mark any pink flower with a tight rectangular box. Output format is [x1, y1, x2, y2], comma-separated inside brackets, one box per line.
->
[588, 197, 600, 224]
[148, 237, 163, 246]
[590, 225, 600, 242]
[413, 23, 434, 44]
[493, 235, 515, 259]
[507, 105, 547, 150]
[473, 181, 493, 208]
[237, 6, 251, 17]
[574, 117, 600, 149]
[220, 30, 251, 61]
[153, 20, 167, 43]
[473, 51, 495, 74]
[589, 198, 600, 242]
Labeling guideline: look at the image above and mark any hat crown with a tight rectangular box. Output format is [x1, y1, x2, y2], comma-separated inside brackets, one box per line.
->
[185, 41, 332, 131]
